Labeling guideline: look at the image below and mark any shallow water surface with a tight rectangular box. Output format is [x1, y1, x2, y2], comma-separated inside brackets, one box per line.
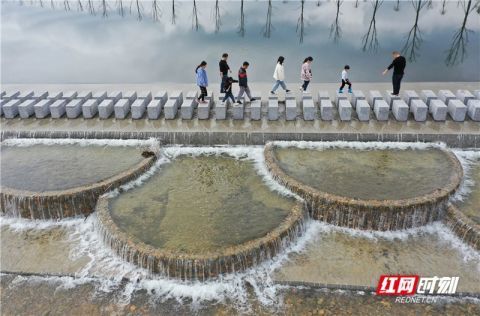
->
[0, 144, 144, 192]
[109, 154, 295, 253]
[274, 147, 456, 200]
[455, 160, 480, 225]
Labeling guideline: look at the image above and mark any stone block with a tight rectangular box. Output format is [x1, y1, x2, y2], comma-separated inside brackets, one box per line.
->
[429, 99, 447, 121]
[50, 100, 69, 118]
[466, 99, 480, 121]
[169, 90, 184, 105]
[131, 98, 151, 119]
[164, 99, 179, 120]
[214, 98, 226, 120]
[98, 99, 115, 119]
[122, 91, 137, 103]
[250, 100, 262, 120]
[34, 99, 54, 118]
[107, 91, 122, 103]
[268, 98, 279, 120]
[421, 90, 437, 106]
[302, 98, 316, 121]
[114, 99, 131, 119]
[3, 91, 20, 101]
[474, 90, 480, 100]
[47, 92, 63, 100]
[410, 99, 428, 122]
[232, 101, 244, 120]
[402, 90, 419, 106]
[147, 99, 164, 119]
[355, 99, 370, 121]
[335, 91, 348, 105]
[392, 99, 409, 121]
[318, 91, 330, 100]
[61, 91, 78, 101]
[186, 91, 198, 100]
[456, 89, 475, 104]
[18, 90, 35, 100]
[320, 99, 334, 121]
[447, 99, 467, 122]
[285, 99, 297, 121]
[373, 100, 389, 121]
[137, 91, 152, 102]
[18, 99, 40, 118]
[181, 98, 196, 120]
[82, 99, 99, 119]
[368, 90, 383, 106]
[385, 91, 400, 107]
[77, 91, 93, 100]
[301, 92, 313, 100]
[351, 90, 366, 108]
[438, 90, 456, 105]
[0, 91, 5, 98]
[66, 99, 85, 118]
[285, 92, 296, 100]
[154, 91, 168, 103]
[338, 99, 352, 121]
[3, 99, 23, 118]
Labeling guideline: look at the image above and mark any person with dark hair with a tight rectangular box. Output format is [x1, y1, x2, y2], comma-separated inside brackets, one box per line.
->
[195, 61, 208, 104]
[222, 77, 238, 104]
[300, 56, 313, 92]
[382, 51, 406, 96]
[219, 53, 231, 93]
[338, 65, 352, 94]
[271, 56, 291, 94]
[236, 61, 257, 104]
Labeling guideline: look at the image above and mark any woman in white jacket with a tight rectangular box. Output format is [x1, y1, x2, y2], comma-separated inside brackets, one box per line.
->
[271, 56, 290, 94]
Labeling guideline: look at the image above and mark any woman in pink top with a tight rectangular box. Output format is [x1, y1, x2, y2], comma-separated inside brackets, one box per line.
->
[300, 56, 313, 92]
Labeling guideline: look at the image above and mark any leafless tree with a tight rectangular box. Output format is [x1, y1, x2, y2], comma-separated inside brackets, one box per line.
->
[192, 0, 199, 31]
[445, 0, 478, 65]
[297, 0, 306, 43]
[441, 0, 447, 14]
[401, 0, 427, 62]
[171, 0, 176, 25]
[263, 0, 274, 38]
[100, 0, 108, 17]
[77, 0, 83, 11]
[130, 0, 143, 21]
[214, 0, 221, 33]
[238, 0, 245, 37]
[64, 0, 71, 11]
[117, 0, 125, 17]
[394, 0, 400, 11]
[362, 0, 382, 52]
[87, 0, 95, 15]
[330, 0, 343, 43]
[152, 0, 161, 21]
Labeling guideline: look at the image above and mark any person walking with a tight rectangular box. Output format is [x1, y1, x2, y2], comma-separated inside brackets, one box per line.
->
[195, 61, 208, 104]
[300, 56, 313, 92]
[236, 61, 257, 104]
[271, 56, 291, 94]
[382, 51, 406, 96]
[338, 65, 352, 94]
[219, 53, 231, 93]
[222, 77, 238, 104]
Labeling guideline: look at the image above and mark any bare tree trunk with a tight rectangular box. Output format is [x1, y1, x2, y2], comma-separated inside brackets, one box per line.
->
[402, 0, 426, 62]
[394, 0, 400, 11]
[192, 0, 199, 31]
[330, 0, 342, 43]
[441, 0, 447, 14]
[446, 0, 476, 65]
[152, 0, 161, 21]
[87, 0, 95, 15]
[77, 0, 84, 11]
[362, 0, 382, 52]
[297, 0, 306, 43]
[117, 0, 124, 17]
[100, 0, 108, 17]
[214, 0, 221, 33]
[238, 0, 245, 37]
[263, 0, 273, 38]
[64, 0, 70, 11]
[171, 0, 176, 25]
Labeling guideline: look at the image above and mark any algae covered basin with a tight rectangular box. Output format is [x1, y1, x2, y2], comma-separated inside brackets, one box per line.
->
[273, 147, 457, 201]
[0, 144, 145, 192]
[109, 154, 296, 254]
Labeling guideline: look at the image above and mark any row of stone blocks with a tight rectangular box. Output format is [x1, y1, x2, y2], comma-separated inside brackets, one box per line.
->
[1, 89, 479, 121]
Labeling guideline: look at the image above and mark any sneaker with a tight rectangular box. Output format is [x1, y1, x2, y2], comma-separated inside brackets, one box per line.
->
[270, 91, 275, 94]
[250, 98, 257, 102]
[302, 90, 309, 94]
[348, 89, 352, 93]
[391, 93, 398, 96]
[286, 89, 291, 93]
[300, 87, 303, 91]
[338, 89, 343, 94]
[236, 100, 242, 105]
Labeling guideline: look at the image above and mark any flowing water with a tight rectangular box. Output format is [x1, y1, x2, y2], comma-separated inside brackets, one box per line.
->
[0, 142, 146, 192]
[109, 154, 296, 253]
[273, 146, 456, 200]
[454, 157, 480, 225]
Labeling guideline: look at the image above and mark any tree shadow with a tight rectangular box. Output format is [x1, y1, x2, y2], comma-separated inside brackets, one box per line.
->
[213, 0, 221, 33]
[330, 0, 343, 43]
[401, 0, 427, 62]
[192, 0, 199, 31]
[297, 0, 306, 43]
[445, 0, 478, 66]
[152, 0, 161, 22]
[238, 0, 245, 37]
[362, 0, 383, 52]
[263, 0, 274, 38]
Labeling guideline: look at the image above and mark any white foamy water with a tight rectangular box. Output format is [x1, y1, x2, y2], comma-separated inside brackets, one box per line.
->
[1, 137, 159, 148]
[270, 140, 447, 151]
[452, 149, 480, 202]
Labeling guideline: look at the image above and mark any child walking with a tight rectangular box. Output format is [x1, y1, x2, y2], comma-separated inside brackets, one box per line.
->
[300, 56, 313, 92]
[236, 61, 257, 104]
[338, 65, 352, 93]
[271, 56, 291, 94]
[195, 61, 208, 104]
[222, 77, 238, 104]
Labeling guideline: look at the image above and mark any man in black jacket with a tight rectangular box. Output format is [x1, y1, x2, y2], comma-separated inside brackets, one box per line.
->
[219, 53, 231, 93]
[382, 51, 406, 96]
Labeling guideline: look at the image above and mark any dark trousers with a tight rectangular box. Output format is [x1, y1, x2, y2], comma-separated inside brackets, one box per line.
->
[222, 90, 235, 103]
[392, 74, 403, 95]
[340, 79, 352, 90]
[302, 80, 310, 91]
[198, 86, 207, 101]
[220, 75, 228, 93]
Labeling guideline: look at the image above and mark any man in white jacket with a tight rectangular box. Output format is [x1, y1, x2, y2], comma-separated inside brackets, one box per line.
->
[271, 56, 291, 94]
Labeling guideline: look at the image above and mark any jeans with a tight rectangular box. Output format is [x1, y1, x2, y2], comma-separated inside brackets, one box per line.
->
[272, 80, 287, 92]
[302, 80, 310, 91]
[222, 91, 235, 103]
[198, 86, 207, 101]
[392, 74, 403, 95]
[237, 85, 252, 100]
[339, 79, 352, 90]
[220, 75, 228, 93]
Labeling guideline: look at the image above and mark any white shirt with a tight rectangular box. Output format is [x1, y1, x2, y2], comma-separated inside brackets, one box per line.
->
[341, 69, 349, 81]
[273, 63, 285, 81]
